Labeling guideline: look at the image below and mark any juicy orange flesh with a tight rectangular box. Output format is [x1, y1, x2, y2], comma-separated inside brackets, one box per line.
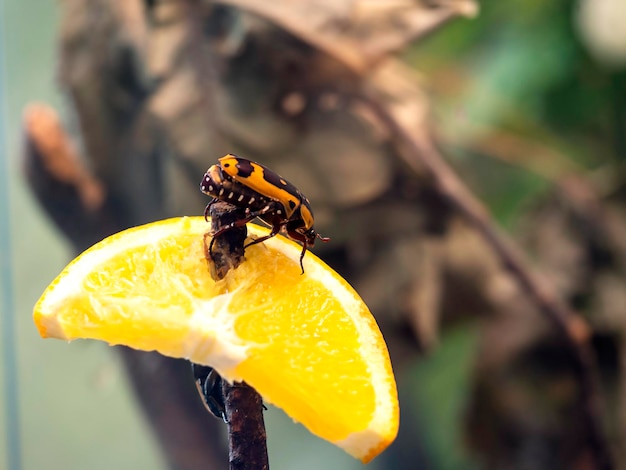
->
[48, 233, 216, 353]
[43, 224, 376, 442]
[228, 247, 375, 441]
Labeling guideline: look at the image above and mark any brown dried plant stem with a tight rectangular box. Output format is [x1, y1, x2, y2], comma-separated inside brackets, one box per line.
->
[207, 201, 270, 470]
[365, 97, 613, 470]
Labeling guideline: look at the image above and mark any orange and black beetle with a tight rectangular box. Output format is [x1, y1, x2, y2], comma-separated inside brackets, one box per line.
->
[201, 154, 329, 272]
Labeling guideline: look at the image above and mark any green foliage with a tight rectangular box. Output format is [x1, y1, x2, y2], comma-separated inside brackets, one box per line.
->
[408, 0, 621, 223]
[407, 326, 480, 470]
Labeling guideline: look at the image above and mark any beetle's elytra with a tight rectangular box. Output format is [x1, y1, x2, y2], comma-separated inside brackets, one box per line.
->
[200, 154, 329, 273]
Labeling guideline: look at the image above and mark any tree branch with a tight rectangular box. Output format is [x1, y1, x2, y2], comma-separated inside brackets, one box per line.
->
[363, 94, 614, 470]
[206, 201, 270, 470]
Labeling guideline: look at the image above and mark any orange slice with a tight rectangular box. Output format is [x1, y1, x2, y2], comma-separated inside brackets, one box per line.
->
[33, 216, 398, 462]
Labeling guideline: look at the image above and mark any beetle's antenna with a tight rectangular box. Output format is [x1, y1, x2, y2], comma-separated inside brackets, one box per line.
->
[317, 233, 330, 243]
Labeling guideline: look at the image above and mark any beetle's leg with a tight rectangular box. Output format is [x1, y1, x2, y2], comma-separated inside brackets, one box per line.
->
[204, 198, 218, 222]
[241, 202, 288, 248]
[298, 240, 308, 275]
[208, 203, 282, 258]
[208, 209, 259, 257]
[208, 204, 274, 258]
[243, 222, 282, 249]
[211, 211, 258, 240]
[210, 203, 275, 239]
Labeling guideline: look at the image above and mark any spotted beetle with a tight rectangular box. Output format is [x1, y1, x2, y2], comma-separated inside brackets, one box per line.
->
[192, 364, 227, 422]
[200, 154, 329, 273]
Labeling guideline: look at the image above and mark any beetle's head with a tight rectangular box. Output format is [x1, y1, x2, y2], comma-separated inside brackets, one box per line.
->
[288, 225, 330, 247]
[286, 224, 330, 274]
[288, 199, 329, 247]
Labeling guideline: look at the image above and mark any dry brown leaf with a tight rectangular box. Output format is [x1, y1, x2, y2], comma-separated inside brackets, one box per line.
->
[216, 0, 478, 73]
[23, 103, 106, 211]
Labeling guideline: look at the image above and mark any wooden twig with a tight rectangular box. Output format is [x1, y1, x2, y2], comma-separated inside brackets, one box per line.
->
[363, 95, 614, 470]
[207, 201, 270, 470]
[221, 381, 269, 470]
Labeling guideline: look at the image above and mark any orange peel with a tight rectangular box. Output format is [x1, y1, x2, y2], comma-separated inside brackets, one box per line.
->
[34, 216, 398, 462]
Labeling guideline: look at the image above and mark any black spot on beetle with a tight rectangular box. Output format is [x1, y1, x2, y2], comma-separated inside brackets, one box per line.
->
[235, 159, 255, 178]
[288, 200, 296, 210]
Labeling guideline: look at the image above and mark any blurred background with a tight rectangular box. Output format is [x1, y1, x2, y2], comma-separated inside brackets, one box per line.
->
[2, 1, 625, 469]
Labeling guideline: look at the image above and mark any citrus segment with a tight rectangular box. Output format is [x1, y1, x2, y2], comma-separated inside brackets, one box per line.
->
[33, 216, 399, 462]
